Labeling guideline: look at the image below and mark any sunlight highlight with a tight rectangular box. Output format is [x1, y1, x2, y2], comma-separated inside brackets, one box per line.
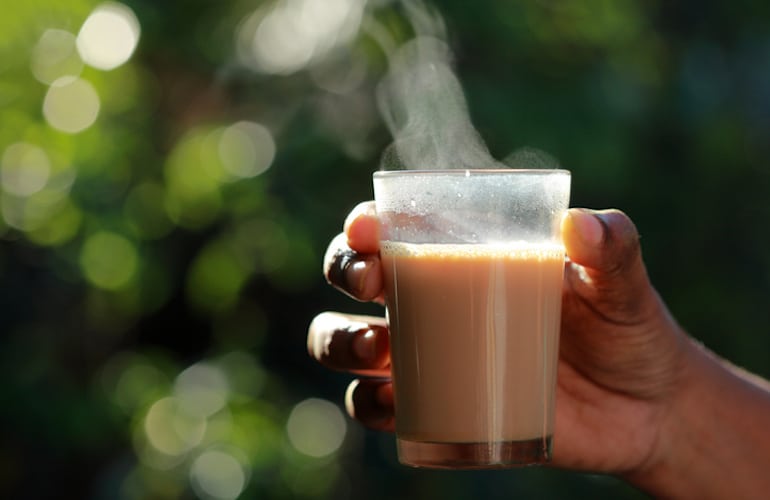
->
[77, 2, 141, 71]
[238, 0, 365, 75]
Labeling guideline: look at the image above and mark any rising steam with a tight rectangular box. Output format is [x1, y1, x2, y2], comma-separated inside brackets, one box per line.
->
[376, 0, 560, 171]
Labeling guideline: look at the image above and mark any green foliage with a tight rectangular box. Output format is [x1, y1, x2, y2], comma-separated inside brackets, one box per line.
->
[1, 0, 769, 499]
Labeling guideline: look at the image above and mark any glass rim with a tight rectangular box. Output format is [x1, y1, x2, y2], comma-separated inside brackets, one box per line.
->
[373, 168, 571, 177]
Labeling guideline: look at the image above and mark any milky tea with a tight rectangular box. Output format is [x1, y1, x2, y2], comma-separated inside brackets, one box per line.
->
[373, 169, 571, 468]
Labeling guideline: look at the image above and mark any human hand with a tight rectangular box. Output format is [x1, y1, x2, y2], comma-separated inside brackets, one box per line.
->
[308, 202, 690, 475]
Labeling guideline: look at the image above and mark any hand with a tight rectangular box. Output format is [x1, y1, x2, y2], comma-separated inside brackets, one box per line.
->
[308, 202, 690, 474]
[309, 201, 770, 498]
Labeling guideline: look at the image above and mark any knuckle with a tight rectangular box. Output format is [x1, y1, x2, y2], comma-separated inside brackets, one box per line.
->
[596, 210, 642, 277]
[307, 312, 380, 369]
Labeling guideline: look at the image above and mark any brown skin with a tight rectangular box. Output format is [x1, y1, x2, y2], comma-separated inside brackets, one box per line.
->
[308, 203, 770, 499]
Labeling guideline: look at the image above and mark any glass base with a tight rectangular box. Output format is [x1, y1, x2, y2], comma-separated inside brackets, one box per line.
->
[397, 436, 552, 469]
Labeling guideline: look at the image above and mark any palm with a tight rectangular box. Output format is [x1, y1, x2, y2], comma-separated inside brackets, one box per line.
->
[553, 358, 664, 472]
[549, 256, 685, 473]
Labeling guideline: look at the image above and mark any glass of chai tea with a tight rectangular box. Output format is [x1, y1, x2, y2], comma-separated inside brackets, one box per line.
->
[373, 168, 571, 469]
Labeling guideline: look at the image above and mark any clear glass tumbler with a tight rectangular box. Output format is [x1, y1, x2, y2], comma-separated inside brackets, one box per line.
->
[373, 169, 571, 469]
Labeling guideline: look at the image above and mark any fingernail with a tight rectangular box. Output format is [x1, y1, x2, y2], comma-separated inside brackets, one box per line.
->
[569, 209, 604, 247]
[326, 248, 370, 298]
[352, 329, 377, 363]
[347, 259, 371, 297]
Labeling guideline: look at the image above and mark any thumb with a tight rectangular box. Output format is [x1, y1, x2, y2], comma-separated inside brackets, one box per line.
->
[562, 208, 656, 318]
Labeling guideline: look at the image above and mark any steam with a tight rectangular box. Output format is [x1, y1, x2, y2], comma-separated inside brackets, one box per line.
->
[377, 0, 560, 171]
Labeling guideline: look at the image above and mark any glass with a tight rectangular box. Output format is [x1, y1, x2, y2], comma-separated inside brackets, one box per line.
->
[373, 169, 571, 469]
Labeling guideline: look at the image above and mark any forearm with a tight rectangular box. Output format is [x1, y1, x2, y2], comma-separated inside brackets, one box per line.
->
[625, 339, 770, 499]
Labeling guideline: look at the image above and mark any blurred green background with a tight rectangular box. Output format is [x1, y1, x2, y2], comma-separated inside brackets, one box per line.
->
[1, 0, 769, 498]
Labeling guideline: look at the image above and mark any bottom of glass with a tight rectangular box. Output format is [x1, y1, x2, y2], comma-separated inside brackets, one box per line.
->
[397, 436, 552, 469]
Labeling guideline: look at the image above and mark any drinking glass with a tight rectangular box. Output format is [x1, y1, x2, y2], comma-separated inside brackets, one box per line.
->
[373, 169, 571, 468]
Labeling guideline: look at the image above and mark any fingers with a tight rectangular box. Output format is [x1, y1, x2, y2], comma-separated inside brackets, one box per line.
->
[307, 312, 391, 376]
[324, 201, 383, 302]
[308, 311, 395, 431]
[562, 208, 642, 277]
[561, 208, 659, 325]
[318, 202, 393, 432]
[560, 208, 687, 399]
[345, 379, 395, 432]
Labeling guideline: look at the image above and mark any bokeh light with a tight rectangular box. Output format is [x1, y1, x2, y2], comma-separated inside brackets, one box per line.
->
[144, 397, 207, 457]
[214, 351, 266, 399]
[25, 197, 82, 246]
[101, 352, 170, 413]
[30, 29, 83, 84]
[218, 121, 276, 179]
[173, 362, 230, 418]
[163, 128, 225, 228]
[77, 2, 141, 71]
[189, 448, 249, 500]
[286, 398, 347, 458]
[43, 77, 101, 133]
[238, 0, 366, 74]
[1, 187, 74, 233]
[79, 231, 139, 290]
[4, 0, 770, 498]
[1, 142, 51, 196]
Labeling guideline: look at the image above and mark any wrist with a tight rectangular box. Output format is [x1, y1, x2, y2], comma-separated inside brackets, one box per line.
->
[621, 336, 708, 497]
[624, 337, 770, 499]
